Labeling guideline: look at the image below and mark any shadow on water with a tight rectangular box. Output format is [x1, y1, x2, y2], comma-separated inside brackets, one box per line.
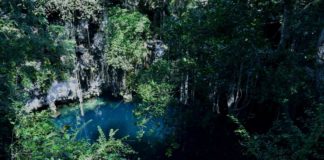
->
[53, 98, 170, 159]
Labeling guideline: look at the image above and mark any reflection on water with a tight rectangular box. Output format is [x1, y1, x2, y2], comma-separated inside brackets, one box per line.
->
[53, 98, 168, 159]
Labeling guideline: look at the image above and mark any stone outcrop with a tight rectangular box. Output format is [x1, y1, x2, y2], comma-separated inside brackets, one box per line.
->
[24, 9, 165, 113]
[25, 12, 107, 113]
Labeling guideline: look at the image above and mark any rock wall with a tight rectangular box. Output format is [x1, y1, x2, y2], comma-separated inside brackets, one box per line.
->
[25, 11, 107, 113]
[24, 8, 166, 113]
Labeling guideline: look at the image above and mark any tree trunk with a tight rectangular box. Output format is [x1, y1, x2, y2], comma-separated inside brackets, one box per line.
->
[278, 0, 292, 50]
[316, 29, 324, 103]
[217, 88, 228, 115]
[180, 72, 189, 105]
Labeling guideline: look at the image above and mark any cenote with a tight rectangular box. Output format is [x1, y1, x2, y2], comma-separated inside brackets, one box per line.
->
[53, 98, 171, 159]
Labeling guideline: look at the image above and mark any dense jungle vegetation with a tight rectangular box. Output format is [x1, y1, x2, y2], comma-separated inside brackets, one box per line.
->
[0, 0, 323, 159]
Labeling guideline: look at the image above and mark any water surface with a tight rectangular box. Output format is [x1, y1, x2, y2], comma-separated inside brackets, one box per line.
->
[53, 98, 169, 159]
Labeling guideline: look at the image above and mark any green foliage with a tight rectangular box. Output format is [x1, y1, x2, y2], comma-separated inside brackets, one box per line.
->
[87, 127, 135, 160]
[12, 111, 134, 160]
[132, 60, 174, 123]
[105, 7, 151, 71]
[162, 0, 265, 99]
[159, 0, 323, 158]
[246, 104, 324, 160]
[45, 0, 103, 21]
[12, 111, 92, 159]
[1, 2, 104, 158]
[0, 0, 77, 112]
[136, 60, 173, 83]
[1, 0, 323, 159]
[228, 115, 250, 142]
[135, 80, 173, 118]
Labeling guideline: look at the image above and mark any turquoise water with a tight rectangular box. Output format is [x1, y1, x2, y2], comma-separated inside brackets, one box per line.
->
[53, 98, 169, 159]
